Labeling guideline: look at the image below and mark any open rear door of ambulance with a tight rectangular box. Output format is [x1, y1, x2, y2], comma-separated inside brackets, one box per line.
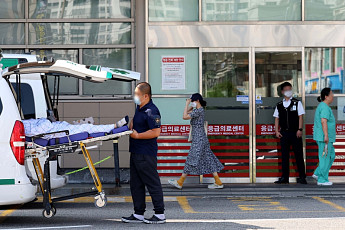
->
[2, 60, 140, 82]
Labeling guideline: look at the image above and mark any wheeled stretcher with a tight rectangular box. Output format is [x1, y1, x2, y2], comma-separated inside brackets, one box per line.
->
[25, 126, 132, 218]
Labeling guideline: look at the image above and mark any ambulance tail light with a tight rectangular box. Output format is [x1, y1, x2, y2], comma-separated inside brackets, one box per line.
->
[10, 120, 25, 165]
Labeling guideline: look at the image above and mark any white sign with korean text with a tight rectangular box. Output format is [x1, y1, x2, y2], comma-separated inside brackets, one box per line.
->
[161, 56, 186, 90]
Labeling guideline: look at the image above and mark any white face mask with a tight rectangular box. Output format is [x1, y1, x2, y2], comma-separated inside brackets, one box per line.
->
[190, 102, 197, 108]
[133, 95, 141, 105]
[284, 90, 293, 98]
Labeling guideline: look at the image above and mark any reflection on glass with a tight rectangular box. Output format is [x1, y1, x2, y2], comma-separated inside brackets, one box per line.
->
[29, 23, 131, 45]
[82, 49, 132, 95]
[202, 0, 301, 21]
[0, 23, 25, 45]
[305, 48, 345, 94]
[0, 0, 24, 19]
[149, 0, 199, 21]
[255, 52, 301, 97]
[29, 0, 131, 19]
[31, 49, 79, 95]
[2, 49, 25, 54]
[203, 52, 249, 97]
[305, 0, 345, 20]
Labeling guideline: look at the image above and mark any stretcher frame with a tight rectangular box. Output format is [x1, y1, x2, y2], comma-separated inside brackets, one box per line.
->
[26, 129, 132, 218]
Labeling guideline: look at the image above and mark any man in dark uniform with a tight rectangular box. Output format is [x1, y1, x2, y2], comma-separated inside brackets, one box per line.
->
[121, 82, 165, 224]
[273, 82, 307, 184]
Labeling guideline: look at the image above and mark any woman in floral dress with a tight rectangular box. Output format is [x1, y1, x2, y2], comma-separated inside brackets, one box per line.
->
[168, 93, 224, 189]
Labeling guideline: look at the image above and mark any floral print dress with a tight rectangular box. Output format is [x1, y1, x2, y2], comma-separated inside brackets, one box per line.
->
[183, 107, 224, 175]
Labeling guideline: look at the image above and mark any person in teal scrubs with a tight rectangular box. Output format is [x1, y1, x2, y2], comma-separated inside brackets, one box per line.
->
[313, 88, 336, 186]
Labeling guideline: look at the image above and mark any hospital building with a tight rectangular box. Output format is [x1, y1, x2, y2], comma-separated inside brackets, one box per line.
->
[1, 0, 345, 183]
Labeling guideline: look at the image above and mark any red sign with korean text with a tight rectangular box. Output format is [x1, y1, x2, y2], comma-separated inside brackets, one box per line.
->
[306, 124, 345, 136]
[256, 124, 276, 135]
[160, 124, 249, 136]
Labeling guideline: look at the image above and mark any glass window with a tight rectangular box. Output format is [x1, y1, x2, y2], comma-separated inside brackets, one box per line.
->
[29, 0, 131, 19]
[153, 98, 190, 125]
[202, 52, 249, 125]
[0, 23, 25, 45]
[256, 52, 302, 97]
[31, 49, 79, 95]
[1, 49, 25, 55]
[149, 0, 199, 21]
[82, 49, 132, 95]
[149, 48, 199, 95]
[0, 0, 24, 19]
[202, 0, 301, 21]
[11, 83, 36, 119]
[203, 52, 249, 98]
[305, 0, 345, 21]
[305, 48, 345, 94]
[29, 23, 131, 45]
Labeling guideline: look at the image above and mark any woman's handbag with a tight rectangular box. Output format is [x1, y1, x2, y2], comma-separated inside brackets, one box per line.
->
[188, 121, 208, 142]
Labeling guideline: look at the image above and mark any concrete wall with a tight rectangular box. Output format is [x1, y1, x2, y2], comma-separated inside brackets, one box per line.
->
[58, 101, 135, 169]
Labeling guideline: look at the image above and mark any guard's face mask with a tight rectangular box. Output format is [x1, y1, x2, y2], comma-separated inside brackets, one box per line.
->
[134, 95, 141, 105]
[283, 90, 293, 98]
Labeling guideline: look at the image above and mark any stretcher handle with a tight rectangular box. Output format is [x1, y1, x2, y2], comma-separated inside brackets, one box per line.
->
[30, 130, 70, 140]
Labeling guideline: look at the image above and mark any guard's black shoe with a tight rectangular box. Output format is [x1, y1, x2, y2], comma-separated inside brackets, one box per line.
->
[143, 215, 166, 224]
[297, 178, 308, 184]
[274, 177, 289, 184]
[121, 214, 143, 223]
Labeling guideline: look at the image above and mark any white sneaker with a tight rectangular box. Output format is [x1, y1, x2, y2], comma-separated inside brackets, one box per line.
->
[168, 179, 182, 189]
[312, 174, 318, 180]
[208, 183, 224, 189]
[317, 181, 333, 186]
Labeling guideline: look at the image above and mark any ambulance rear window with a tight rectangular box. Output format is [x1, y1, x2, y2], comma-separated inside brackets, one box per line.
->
[11, 83, 36, 119]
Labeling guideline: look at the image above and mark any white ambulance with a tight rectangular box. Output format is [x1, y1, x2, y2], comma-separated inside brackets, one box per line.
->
[0, 54, 70, 205]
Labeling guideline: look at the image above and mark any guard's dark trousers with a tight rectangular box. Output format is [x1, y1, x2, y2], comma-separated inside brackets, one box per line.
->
[130, 152, 165, 215]
[280, 131, 306, 179]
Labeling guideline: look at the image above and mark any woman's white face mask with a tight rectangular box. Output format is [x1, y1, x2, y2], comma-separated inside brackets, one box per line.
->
[190, 102, 197, 108]
[283, 90, 293, 98]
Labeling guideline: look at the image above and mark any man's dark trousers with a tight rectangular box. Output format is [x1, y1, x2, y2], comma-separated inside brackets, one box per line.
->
[280, 131, 306, 179]
[130, 152, 164, 215]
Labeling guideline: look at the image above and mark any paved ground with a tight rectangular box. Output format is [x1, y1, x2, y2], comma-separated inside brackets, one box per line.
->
[2, 182, 345, 229]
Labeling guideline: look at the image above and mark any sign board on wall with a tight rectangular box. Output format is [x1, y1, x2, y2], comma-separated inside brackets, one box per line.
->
[161, 56, 186, 90]
[306, 124, 345, 135]
[160, 125, 249, 136]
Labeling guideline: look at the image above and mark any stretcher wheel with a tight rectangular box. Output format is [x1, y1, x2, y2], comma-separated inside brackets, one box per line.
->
[95, 196, 107, 208]
[42, 207, 56, 218]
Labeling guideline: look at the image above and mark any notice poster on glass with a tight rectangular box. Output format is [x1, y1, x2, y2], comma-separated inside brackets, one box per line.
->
[161, 56, 186, 90]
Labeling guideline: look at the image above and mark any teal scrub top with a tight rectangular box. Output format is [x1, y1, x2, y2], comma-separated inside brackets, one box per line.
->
[313, 102, 336, 143]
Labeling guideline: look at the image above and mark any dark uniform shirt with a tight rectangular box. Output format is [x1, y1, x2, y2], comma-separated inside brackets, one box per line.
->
[129, 99, 161, 156]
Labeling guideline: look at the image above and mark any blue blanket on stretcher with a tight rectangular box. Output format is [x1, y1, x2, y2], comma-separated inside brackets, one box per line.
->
[26, 126, 129, 147]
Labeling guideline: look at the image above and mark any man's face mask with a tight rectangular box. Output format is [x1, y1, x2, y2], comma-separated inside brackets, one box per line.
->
[283, 90, 293, 98]
[134, 95, 141, 105]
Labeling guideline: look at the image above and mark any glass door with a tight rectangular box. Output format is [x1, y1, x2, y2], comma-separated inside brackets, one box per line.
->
[202, 48, 251, 183]
[252, 48, 303, 183]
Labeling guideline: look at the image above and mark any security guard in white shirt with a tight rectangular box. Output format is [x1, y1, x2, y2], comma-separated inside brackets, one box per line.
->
[273, 82, 307, 184]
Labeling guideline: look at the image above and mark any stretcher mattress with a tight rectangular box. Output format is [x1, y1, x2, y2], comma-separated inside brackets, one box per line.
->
[26, 126, 129, 147]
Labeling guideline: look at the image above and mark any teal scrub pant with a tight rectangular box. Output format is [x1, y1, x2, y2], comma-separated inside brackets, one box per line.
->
[314, 141, 335, 183]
